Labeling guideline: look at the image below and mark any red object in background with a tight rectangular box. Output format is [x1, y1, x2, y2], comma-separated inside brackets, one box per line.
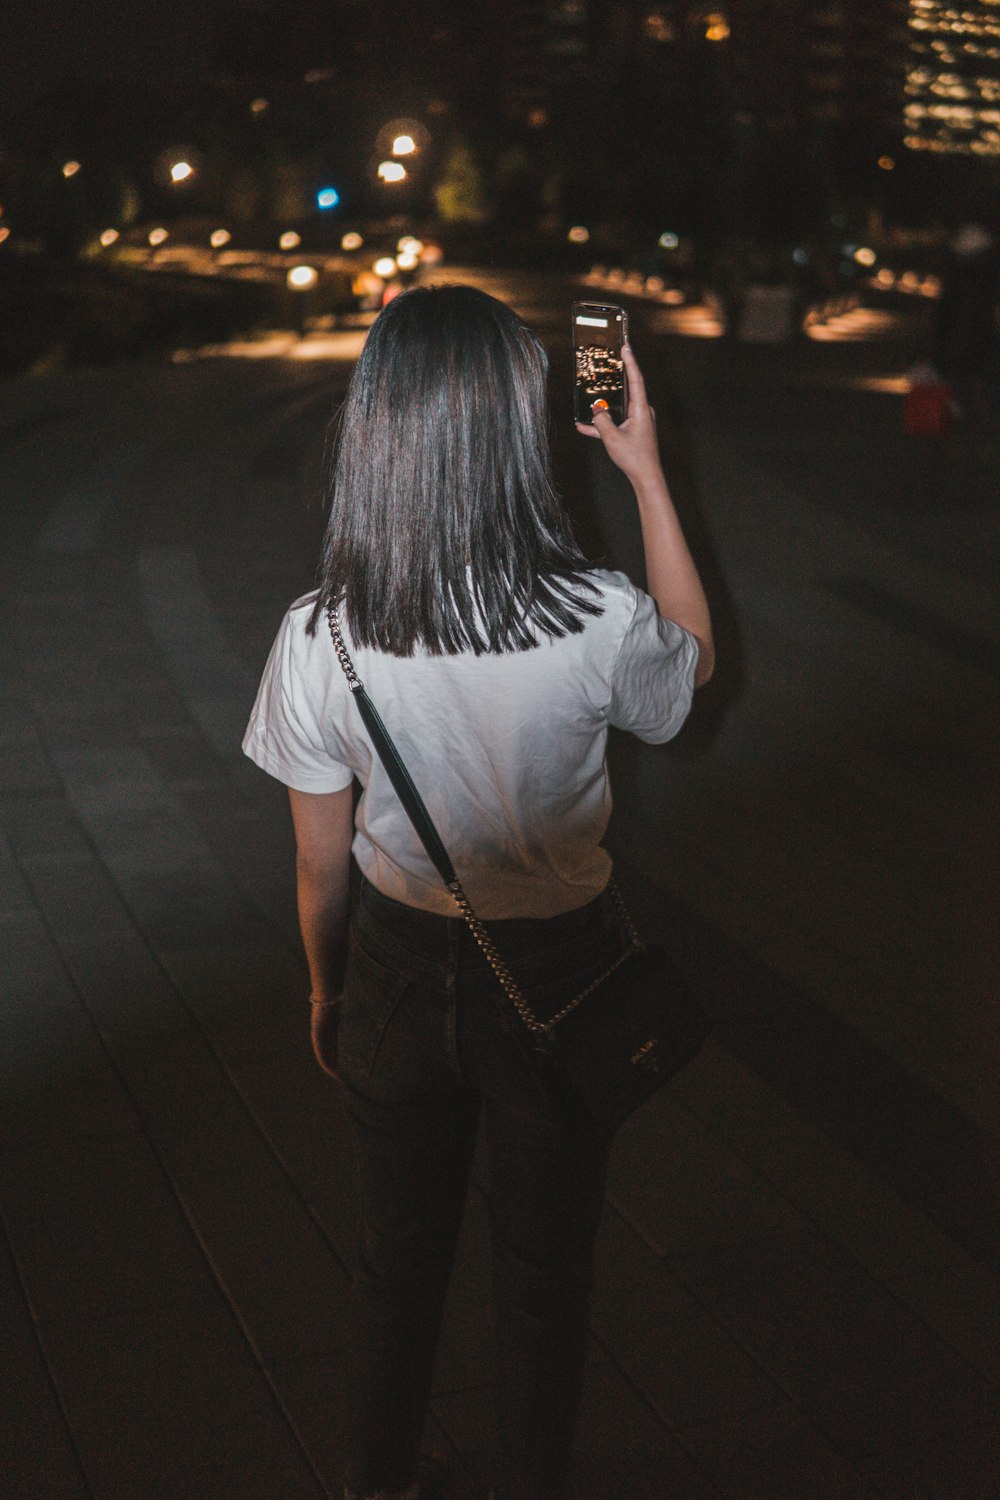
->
[904, 379, 952, 436]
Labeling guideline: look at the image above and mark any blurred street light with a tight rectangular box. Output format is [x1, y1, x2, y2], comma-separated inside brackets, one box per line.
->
[99, 228, 120, 247]
[854, 247, 877, 267]
[0, 227, 10, 245]
[396, 249, 419, 270]
[705, 13, 730, 42]
[316, 187, 340, 209]
[250, 97, 270, 116]
[170, 160, 194, 184]
[62, 160, 81, 178]
[878, 155, 896, 171]
[397, 235, 423, 254]
[210, 228, 231, 248]
[378, 161, 407, 183]
[658, 231, 679, 249]
[287, 264, 318, 290]
[373, 256, 397, 277]
[567, 225, 590, 244]
[148, 227, 169, 246]
[392, 134, 416, 156]
[341, 231, 364, 251]
[280, 231, 302, 249]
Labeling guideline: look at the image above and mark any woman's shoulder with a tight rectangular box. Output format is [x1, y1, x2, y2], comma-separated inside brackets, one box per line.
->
[578, 568, 642, 628]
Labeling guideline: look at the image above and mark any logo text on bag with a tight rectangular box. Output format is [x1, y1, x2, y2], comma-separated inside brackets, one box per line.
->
[631, 1037, 661, 1073]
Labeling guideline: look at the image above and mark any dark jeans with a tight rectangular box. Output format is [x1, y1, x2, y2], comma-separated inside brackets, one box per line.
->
[338, 878, 625, 1500]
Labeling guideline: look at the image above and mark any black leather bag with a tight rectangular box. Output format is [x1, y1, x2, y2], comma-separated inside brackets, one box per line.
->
[532, 941, 710, 1140]
[329, 606, 710, 1142]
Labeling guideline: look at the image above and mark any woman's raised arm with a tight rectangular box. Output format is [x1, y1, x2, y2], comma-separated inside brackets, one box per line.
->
[576, 341, 715, 687]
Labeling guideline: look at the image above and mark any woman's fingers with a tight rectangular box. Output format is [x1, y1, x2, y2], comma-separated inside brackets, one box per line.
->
[621, 340, 648, 409]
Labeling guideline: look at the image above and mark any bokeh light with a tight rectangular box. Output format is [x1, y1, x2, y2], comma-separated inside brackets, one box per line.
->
[280, 231, 302, 249]
[148, 227, 169, 246]
[316, 187, 340, 209]
[62, 161, 81, 178]
[341, 232, 364, 251]
[377, 161, 407, 183]
[170, 161, 194, 183]
[287, 264, 318, 290]
[392, 135, 416, 156]
[99, 228, 120, 247]
[210, 229, 231, 248]
[373, 256, 398, 277]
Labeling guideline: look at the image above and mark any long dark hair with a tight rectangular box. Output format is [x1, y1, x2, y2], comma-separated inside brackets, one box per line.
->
[307, 283, 600, 655]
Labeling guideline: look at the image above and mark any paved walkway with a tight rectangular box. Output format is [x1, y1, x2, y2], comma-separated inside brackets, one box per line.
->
[1, 280, 997, 1498]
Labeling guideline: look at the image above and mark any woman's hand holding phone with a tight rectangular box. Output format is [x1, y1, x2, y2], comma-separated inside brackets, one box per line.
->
[576, 342, 664, 491]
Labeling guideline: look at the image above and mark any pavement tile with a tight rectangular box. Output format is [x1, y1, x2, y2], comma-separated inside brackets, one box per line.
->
[609, 1087, 809, 1257]
[151, 1095, 356, 1366]
[41, 1300, 328, 1499]
[0, 1231, 89, 1500]
[157, 939, 312, 1055]
[0, 1133, 217, 1322]
[591, 1208, 788, 1430]
[857, 1422, 1000, 1499]
[677, 1097, 985, 1284]
[0, 980, 141, 1147]
[2, 795, 93, 862]
[138, 725, 228, 785]
[199, 1035, 363, 1266]
[884, 1268, 1000, 1383]
[672, 1231, 998, 1458]
[0, 833, 34, 916]
[673, 1387, 881, 1500]
[0, 743, 61, 795]
[572, 1353, 724, 1499]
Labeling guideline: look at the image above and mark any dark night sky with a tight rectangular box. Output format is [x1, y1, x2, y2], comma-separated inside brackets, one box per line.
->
[0, 0, 214, 109]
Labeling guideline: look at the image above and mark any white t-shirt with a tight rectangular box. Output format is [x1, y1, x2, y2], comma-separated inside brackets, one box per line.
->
[243, 571, 698, 919]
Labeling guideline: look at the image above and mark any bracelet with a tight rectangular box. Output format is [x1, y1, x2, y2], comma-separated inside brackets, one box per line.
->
[309, 995, 342, 1008]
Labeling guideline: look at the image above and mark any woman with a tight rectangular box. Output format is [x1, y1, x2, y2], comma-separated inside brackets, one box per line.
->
[243, 285, 713, 1500]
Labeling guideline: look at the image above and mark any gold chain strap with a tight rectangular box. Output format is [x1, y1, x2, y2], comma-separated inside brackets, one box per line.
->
[447, 875, 641, 1038]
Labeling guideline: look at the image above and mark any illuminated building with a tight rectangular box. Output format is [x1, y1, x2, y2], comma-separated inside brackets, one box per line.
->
[904, 0, 1000, 155]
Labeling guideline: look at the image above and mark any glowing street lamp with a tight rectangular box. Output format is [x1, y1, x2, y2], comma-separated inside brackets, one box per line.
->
[392, 134, 416, 156]
[316, 186, 340, 209]
[373, 256, 398, 278]
[210, 228, 231, 248]
[377, 161, 407, 183]
[99, 228, 120, 247]
[287, 264, 318, 290]
[148, 227, 169, 246]
[341, 231, 364, 251]
[170, 160, 194, 184]
[62, 160, 81, 178]
[279, 231, 302, 250]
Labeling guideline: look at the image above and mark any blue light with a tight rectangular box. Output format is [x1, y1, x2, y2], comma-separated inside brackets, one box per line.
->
[317, 187, 340, 210]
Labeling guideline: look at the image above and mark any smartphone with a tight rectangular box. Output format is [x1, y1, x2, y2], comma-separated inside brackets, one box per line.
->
[572, 301, 628, 425]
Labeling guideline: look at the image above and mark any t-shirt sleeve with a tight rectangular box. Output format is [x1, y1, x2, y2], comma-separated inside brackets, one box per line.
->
[607, 584, 699, 744]
[242, 609, 353, 792]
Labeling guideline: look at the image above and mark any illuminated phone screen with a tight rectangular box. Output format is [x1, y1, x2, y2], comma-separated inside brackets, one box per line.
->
[573, 303, 627, 424]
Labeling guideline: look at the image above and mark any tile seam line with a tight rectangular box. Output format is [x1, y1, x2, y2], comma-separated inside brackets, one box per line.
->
[0, 1200, 95, 1499]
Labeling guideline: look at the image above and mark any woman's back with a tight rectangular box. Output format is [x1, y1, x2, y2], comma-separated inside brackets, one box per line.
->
[245, 567, 697, 918]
